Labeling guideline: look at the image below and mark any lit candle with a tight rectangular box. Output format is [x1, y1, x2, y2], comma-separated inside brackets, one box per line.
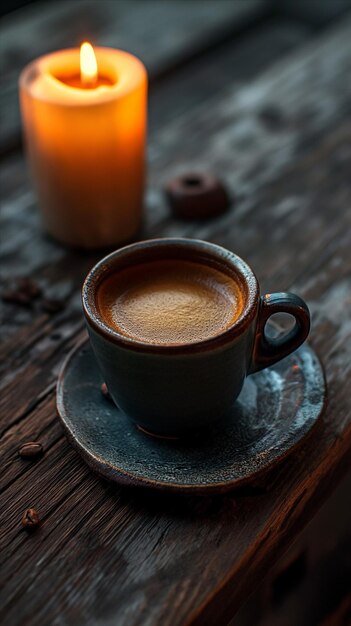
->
[19, 44, 147, 249]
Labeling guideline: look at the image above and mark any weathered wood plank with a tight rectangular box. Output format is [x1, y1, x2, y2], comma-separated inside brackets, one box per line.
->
[149, 19, 309, 134]
[0, 0, 266, 153]
[145, 14, 351, 227]
[1, 319, 350, 626]
[233, 471, 351, 625]
[1, 15, 351, 626]
[275, 0, 351, 26]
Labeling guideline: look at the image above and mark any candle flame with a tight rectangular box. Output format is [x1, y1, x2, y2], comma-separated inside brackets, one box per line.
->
[80, 42, 98, 86]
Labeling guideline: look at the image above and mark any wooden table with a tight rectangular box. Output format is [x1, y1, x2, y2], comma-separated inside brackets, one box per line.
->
[1, 2, 350, 625]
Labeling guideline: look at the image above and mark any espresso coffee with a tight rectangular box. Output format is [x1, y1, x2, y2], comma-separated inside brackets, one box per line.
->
[97, 259, 244, 345]
[84, 238, 311, 436]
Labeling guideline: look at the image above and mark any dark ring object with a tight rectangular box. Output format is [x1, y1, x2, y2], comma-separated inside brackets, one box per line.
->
[165, 173, 231, 219]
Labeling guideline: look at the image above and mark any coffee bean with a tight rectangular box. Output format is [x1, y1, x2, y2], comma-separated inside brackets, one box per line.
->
[18, 442, 43, 459]
[22, 508, 40, 530]
[101, 382, 112, 401]
[2, 278, 42, 307]
[2, 289, 32, 306]
[41, 297, 65, 314]
[19, 278, 42, 299]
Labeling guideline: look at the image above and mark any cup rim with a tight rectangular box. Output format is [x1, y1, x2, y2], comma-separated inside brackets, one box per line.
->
[82, 238, 259, 354]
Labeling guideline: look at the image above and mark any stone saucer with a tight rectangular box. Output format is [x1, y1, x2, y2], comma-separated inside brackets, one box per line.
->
[56, 337, 325, 493]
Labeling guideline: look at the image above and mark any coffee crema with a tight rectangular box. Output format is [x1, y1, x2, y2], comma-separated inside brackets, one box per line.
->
[96, 259, 244, 345]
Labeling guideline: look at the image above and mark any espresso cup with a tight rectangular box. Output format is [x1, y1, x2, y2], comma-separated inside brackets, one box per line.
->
[82, 238, 310, 437]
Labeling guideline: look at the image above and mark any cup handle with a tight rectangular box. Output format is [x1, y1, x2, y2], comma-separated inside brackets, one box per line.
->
[249, 293, 310, 374]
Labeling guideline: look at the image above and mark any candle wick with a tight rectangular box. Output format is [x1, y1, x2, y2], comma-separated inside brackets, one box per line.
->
[82, 74, 98, 88]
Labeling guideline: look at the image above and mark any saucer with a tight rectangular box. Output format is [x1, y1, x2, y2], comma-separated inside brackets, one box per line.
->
[57, 338, 325, 493]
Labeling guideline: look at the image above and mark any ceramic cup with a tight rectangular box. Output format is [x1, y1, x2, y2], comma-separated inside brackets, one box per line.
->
[82, 238, 310, 437]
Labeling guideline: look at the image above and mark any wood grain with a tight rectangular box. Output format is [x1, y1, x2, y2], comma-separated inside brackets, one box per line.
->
[149, 19, 309, 134]
[1, 6, 351, 626]
[275, 0, 351, 26]
[232, 472, 351, 625]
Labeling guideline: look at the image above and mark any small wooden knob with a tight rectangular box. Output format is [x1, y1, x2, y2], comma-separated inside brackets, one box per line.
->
[165, 173, 231, 220]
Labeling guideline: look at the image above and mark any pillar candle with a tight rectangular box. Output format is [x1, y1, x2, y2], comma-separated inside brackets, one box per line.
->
[19, 45, 147, 249]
